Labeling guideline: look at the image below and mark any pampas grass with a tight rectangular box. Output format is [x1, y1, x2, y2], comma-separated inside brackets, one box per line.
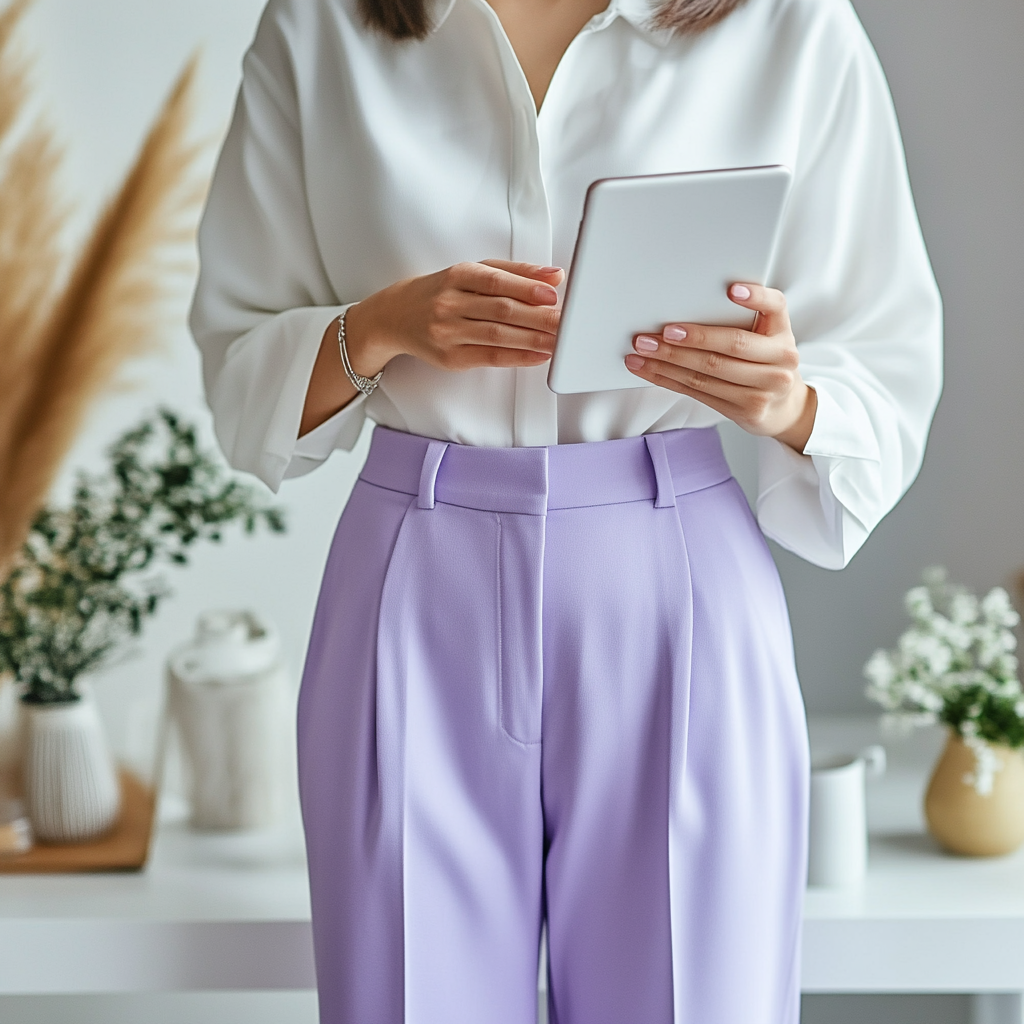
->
[0, 0, 65, 469]
[0, 0, 206, 573]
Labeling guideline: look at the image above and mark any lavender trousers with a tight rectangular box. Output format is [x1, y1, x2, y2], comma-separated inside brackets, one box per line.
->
[297, 425, 809, 1024]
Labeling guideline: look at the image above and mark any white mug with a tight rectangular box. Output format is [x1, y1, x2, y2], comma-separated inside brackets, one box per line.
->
[807, 744, 886, 887]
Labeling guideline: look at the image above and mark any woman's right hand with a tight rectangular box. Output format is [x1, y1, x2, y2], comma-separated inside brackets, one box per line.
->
[343, 259, 564, 376]
[299, 260, 563, 438]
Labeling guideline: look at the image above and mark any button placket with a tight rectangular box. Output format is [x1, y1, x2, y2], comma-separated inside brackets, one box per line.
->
[467, 0, 558, 445]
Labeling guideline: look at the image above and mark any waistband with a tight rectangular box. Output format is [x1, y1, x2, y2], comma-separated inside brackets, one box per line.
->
[358, 426, 733, 515]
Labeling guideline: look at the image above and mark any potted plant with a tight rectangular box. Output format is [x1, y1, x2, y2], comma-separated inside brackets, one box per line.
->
[0, 410, 285, 842]
[864, 567, 1024, 856]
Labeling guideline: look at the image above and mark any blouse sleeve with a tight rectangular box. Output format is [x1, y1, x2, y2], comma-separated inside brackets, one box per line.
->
[189, 6, 366, 491]
[755, 8, 943, 570]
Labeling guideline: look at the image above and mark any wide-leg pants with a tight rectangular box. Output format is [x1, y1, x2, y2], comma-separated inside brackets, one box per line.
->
[297, 425, 809, 1024]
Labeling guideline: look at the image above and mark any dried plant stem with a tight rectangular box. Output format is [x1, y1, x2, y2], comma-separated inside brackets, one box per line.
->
[0, 0, 66, 465]
[0, 0, 32, 139]
[0, 23, 206, 572]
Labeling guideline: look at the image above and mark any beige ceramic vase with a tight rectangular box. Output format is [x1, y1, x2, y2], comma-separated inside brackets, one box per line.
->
[924, 730, 1024, 856]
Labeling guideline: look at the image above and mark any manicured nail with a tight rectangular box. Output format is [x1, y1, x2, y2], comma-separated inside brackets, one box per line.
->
[536, 266, 561, 274]
[663, 325, 687, 342]
[730, 284, 751, 300]
[635, 335, 659, 353]
[625, 354, 645, 370]
[533, 285, 557, 302]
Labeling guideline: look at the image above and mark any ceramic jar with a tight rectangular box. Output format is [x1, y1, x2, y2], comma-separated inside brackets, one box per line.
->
[22, 694, 121, 843]
[807, 745, 887, 887]
[167, 611, 289, 830]
[924, 730, 1024, 856]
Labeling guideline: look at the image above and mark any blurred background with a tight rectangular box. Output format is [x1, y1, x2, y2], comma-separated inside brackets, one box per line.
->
[1, 0, 1021, 1021]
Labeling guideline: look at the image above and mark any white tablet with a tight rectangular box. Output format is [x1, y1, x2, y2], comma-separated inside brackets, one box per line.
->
[547, 165, 793, 395]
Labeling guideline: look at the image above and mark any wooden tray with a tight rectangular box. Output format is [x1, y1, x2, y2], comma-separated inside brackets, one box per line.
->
[0, 768, 156, 873]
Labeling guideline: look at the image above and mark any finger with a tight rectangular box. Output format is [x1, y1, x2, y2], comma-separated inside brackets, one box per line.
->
[473, 260, 564, 304]
[455, 262, 559, 306]
[633, 334, 796, 389]
[451, 344, 552, 369]
[446, 260, 557, 303]
[726, 282, 790, 336]
[457, 319, 557, 355]
[480, 259, 565, 286]
[625, 354, 745, 417]
[657, 322, 788, 365]
[460, 293, 561, 333]
[625, 352, 758, 408]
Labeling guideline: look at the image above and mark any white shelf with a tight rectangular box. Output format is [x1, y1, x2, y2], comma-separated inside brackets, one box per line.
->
[0, 804, 314, 994]
[3, 716, 1024, 1002]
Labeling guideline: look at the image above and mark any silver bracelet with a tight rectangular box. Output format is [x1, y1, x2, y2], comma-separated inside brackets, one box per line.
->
[337, 308, 383, 397]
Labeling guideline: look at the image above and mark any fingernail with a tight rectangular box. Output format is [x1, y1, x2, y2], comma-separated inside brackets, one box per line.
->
[730, 284, 751, 300]
[533, 285, 557, 302]
[634, 335, 659, 353]
[625, 354, 645, 370]
[663, 325, 687, 342]
[536, 266, 561, 274]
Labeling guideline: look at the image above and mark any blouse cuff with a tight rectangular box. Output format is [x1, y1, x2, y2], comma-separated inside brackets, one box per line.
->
[754, 379, 883, 570]
[209, 303, 356, 492]
[285, 391, 368, 480]
[801, 379, 882, 464]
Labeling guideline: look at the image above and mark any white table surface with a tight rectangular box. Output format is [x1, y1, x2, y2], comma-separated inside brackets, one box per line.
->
[804, 717, 1024, 999]
[3, 716, 1024, 999]
[0, 800, 315, 994]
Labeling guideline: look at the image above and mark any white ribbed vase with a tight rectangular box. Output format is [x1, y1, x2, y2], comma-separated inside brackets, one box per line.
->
[23, 697, 121, 843]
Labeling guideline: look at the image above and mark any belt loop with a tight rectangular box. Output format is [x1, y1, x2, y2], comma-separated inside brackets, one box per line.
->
[644, 433, 677, 509]
[417, 440, 449, 509]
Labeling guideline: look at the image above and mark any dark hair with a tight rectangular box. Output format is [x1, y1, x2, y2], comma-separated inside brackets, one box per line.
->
[357, 0, 748, 41]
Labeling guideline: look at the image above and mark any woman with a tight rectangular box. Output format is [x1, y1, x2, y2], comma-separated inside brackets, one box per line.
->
[190, 0, 942, 1020]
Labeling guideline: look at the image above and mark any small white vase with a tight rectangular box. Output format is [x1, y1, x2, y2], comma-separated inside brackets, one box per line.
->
[23, 696, 121, 843]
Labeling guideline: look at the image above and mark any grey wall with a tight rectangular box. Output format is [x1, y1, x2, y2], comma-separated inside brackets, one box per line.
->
[775, 0, 1024, 714]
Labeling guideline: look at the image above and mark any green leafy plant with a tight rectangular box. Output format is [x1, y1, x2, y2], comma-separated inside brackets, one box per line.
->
[0, 410, 285, 704]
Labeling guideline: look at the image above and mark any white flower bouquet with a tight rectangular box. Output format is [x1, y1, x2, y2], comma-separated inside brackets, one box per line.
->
[864, 567, 1024, 795]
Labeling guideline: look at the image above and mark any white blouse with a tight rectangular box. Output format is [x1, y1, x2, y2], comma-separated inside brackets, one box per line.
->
[190, 0, 942, 570]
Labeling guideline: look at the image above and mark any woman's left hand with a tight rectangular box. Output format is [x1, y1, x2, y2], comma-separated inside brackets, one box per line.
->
[624, 283, 817, 453]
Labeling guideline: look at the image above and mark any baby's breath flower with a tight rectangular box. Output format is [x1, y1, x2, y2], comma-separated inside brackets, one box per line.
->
[864, 649, 896, 688]
[865, 568, 1024, 796]
[976, 626, 1016, 670]
[904, 586, 933, 622]
[923, 638, 953, 677]
[932, 616, 972, 652]
[996, 678, 1020, 698]
[982, 587, 1020, 629]
[962, 736, 1002, 796]
[949, 592, 980, 625]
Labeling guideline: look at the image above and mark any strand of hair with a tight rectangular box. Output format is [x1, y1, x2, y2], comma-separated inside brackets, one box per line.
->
[358, 0, 748, 41]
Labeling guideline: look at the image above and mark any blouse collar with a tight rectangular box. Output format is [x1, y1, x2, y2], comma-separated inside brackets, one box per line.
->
[430, 0, 674, 46]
